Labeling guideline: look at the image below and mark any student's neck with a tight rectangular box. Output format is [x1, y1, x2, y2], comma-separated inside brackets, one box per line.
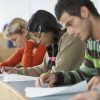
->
[91, 16, 100, 40]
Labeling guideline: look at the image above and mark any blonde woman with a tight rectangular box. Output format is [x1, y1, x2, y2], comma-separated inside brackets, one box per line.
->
[0, 18, 46, 68]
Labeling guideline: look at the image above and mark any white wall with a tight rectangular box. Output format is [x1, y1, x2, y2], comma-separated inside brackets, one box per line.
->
[29, 0, 57, 17]
[92, 0, 100, 14]
[0, 0, 57, 32]
[0, 0, 100, 32]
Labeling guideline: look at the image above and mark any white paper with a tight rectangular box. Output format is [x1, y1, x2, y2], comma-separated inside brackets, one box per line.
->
[3, 74, 38, 82]
[0, 74, 7, 77]
[25, 80, 88, 98]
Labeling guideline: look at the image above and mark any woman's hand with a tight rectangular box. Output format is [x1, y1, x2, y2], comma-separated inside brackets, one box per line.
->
[35, 73, 57, 87]
[0, 67, 17, 74]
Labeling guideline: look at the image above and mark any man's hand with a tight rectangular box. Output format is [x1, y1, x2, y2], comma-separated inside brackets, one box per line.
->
[88, 76, 100, 90]
[70, 91, 100, 100]
[35, 73, 57, 87]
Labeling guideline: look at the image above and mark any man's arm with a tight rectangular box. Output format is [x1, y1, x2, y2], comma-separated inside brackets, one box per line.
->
[52, 33, 85, 72]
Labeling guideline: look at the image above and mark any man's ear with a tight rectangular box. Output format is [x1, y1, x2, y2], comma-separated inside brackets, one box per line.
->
[80, 6, 90, 18]
[22, 28, 27, 36]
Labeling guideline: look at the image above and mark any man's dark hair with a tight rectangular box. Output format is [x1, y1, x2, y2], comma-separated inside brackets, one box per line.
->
[55, 0, 100, 20]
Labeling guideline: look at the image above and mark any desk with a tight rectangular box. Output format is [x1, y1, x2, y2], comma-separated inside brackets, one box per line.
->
[0, 76, 76, 100]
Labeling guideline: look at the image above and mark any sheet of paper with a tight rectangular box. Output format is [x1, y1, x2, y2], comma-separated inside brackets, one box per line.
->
[3, 74, 38, 82]
[25, 80, 88, 98]
[0, 74, 7, 77]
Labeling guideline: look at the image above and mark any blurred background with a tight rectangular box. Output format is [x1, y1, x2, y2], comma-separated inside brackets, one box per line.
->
[0, 0, 57, 32]
[0, 0, 99, 61]
[0, 0, 100, 32]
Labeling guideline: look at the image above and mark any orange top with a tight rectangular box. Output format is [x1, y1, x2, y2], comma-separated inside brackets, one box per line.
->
[0, 40, 46, 68]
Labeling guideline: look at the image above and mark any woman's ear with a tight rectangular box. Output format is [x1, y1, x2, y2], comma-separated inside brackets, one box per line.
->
[80, 6, 90, 18]
[22, 28, 27, 36]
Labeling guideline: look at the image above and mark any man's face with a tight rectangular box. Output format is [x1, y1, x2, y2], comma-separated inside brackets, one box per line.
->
[60, 12, 92, 41]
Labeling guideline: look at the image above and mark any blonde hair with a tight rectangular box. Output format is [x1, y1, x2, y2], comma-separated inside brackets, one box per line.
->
[4, 18, 28, 38]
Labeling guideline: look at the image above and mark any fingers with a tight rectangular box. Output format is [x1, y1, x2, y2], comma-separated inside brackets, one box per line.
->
[7, 69, 15, 74]
[70, 91, 97, 100]
[88, 76, 100, 90]
[0, 67, 3, 73]
[35, 77, 42, 87]
[0, 67, 10, 73]
[0, 67, 17, 74]
[70, 94, 85, 100]
[48, 74, 57, 87]
[35, 73, 49, 87]
[35, 73, 57, 87]
[88, 78, 94, 90]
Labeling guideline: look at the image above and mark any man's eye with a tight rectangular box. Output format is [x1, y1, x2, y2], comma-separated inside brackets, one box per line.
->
[67, 23, 72, 26]
[12, 39, 16, 41]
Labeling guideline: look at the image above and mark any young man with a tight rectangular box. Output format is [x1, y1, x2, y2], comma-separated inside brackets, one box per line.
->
[35, 0, 100, 90]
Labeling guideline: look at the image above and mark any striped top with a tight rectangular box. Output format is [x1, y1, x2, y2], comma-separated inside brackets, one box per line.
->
[56, 38, 100, 85]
